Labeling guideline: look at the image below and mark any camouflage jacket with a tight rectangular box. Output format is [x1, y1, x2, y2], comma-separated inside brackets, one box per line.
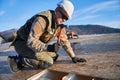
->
[16, 10, 75, 58]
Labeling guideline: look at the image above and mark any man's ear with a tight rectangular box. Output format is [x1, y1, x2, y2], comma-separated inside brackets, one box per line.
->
[55, 9, 59, 14]
[54, 9, 60, 19]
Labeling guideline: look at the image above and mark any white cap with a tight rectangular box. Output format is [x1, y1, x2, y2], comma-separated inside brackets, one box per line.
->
[57, 0, 74, 18]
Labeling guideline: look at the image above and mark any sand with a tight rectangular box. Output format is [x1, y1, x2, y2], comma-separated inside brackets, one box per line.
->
[0, 33, 120, 80]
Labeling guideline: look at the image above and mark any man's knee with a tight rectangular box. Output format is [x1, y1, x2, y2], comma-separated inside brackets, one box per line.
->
[38, 61, 52, 69]
[35, 51, 54, 64]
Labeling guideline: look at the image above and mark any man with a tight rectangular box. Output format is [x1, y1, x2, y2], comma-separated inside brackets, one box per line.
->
[8, 0, 86, 72]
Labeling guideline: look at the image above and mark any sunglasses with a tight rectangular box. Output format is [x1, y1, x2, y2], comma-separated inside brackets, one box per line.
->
[59, 9, 68, 21]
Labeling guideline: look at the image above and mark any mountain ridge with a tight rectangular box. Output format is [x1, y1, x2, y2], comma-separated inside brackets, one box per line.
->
[68, 24, 120, 35]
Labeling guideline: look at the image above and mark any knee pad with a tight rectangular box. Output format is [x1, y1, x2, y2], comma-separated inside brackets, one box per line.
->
[38, 61, 52, 69]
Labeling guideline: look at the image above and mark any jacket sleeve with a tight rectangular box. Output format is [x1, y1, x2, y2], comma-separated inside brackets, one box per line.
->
[60, 28, 75, 58]
[27, 17, 46, 52]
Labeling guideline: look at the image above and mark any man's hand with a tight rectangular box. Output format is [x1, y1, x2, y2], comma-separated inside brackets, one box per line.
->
[72, 57, 86, 63]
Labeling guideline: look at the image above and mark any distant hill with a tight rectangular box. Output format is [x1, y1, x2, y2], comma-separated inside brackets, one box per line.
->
[68, 25, 120, 35]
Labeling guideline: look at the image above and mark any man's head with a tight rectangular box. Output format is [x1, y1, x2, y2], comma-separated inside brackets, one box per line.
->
[57, 0, 74, 19]
[55, 0, 74, 24]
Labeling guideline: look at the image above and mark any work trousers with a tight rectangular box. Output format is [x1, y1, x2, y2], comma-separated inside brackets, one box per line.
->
[14, 40, 56, 68]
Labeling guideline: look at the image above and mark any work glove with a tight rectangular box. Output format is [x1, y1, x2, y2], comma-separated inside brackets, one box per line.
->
[72, 57, 86, 63]
[47, 43, 61, 52]
[47, 44, 55, 52]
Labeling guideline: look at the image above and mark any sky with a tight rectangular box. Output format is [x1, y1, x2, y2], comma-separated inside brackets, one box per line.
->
[0, 0, 120, 31]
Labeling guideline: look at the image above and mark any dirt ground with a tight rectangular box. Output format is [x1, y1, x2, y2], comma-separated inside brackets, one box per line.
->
[0, 33, 120, 80]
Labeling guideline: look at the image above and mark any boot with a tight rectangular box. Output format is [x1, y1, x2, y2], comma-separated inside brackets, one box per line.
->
[7, 55, 24, 72]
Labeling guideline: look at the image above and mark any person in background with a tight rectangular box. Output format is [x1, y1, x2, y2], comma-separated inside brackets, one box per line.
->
[8, 0, 86, 72]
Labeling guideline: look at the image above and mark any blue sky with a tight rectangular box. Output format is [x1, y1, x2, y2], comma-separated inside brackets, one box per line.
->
[0, 0, 120, 31]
